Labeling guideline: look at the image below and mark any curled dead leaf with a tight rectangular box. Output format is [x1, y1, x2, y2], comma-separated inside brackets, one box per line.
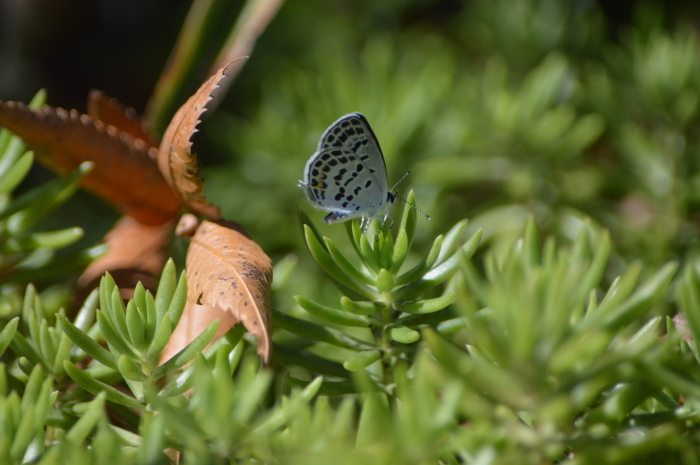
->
[175, 212, 200, 238]
[87, 90, 158, 147]
[185, 219, 272, 362]
[156, 58, 248, 220]
[0, 101, 181, 226]
[77, 215, 172, 298]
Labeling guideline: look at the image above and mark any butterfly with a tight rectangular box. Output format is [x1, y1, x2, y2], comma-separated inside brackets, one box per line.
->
[299, 112, 430, 232]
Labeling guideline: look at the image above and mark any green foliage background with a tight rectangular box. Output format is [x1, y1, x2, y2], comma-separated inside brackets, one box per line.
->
[3, 0, 700, 463]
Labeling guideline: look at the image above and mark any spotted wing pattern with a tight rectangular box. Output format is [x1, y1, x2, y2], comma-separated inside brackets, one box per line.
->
[302, 113, 391, 224]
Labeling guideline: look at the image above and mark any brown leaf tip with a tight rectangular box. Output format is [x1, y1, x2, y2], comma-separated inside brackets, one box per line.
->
[176, 213, 200, 237]
[71, 108, 152, 156]
[88, 89, 157, 144]
[89, 90, 139, 120]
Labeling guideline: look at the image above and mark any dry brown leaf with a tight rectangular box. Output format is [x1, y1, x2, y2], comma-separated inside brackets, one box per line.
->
[77, 215, 172, 297]
[156, 58, 248, 220]
[0, 101, 181, 226]
[159, 301, 240, 364]
[87, 90, 158, 147]
[175, 213, 200, 237]
[184, 217, 272, 362]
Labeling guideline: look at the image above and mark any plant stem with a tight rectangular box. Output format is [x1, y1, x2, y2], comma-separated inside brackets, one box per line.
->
[380, 292, 394, 393]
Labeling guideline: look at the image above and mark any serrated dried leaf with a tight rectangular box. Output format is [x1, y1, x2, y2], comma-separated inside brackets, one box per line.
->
[77, 215, 172, 297]
[186, 219, 272, 362]
[156, 58, 247, 220]
[0, 101, 181, 225]
[87, 90, 158, 147]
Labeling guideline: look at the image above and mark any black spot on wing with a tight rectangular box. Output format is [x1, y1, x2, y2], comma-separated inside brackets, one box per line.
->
[333, 168, 347, 180]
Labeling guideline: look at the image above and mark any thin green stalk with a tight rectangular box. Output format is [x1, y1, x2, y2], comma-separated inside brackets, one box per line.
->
[145, 0, 233, 134]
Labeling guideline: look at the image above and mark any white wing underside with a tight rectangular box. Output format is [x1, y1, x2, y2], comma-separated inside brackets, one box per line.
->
[301, 113, 391, 224]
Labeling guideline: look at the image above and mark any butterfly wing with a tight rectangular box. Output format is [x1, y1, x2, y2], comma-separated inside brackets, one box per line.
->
[302, 148, 370, 222]
[318, 113, 389, 197]
[302, 113, 391, 224]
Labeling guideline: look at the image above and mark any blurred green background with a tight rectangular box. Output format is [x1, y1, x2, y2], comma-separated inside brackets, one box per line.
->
[2, 0, 700, 309]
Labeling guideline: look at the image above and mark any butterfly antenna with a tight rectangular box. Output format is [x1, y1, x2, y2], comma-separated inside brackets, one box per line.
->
[394, 193, 432, 220]
[390, 171, 432, 220]
[390, 170, 412, 192]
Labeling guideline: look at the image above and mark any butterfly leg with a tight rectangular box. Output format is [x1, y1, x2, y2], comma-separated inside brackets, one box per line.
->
[379, 212, 394, 232]
[361, 216, 370, 233]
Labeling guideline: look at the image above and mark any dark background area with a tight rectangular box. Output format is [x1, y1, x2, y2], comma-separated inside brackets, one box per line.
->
[3, 0, 698, 116]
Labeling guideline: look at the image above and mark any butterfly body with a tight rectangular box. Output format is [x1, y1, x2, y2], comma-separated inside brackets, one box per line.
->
[301, 113, 395, 228]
